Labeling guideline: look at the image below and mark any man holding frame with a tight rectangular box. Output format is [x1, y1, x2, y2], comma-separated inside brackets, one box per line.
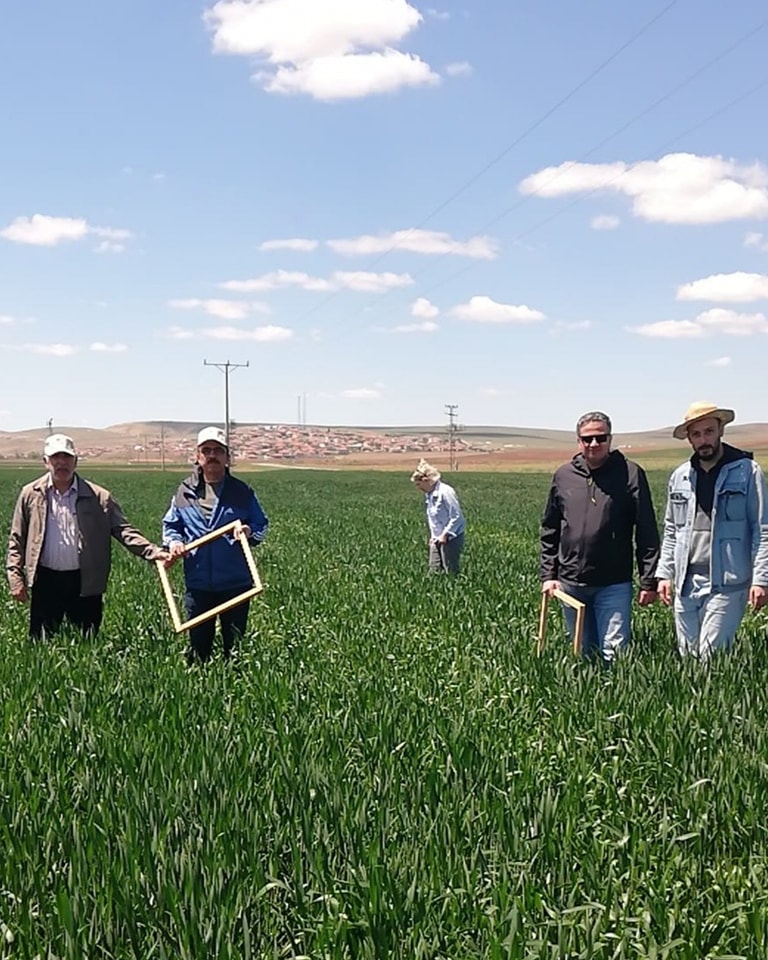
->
[540, 410, 660, 664]
[162, 426, 268, 664]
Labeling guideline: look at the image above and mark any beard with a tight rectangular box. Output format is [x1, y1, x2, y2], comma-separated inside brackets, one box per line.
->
[697, 442, 721, 461]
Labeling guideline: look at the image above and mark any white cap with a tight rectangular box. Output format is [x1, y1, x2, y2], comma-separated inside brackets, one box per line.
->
[197, 426, 228, 449]
[44, 434, 77, 458]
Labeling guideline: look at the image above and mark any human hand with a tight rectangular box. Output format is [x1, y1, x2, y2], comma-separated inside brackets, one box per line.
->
[233, 521, 251, 541]
[10, 583, 28, 603]
[637, 589, 657, 607]
[658, 580, 673, 606]
[542, 579, 561, 597]
[749, 585, 767, 611]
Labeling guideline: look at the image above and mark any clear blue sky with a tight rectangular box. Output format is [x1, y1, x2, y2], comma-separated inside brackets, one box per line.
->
[1, 0, 767, 433]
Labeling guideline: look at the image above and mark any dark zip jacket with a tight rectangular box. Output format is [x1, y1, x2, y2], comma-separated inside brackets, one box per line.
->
[540, 450, 660, 589]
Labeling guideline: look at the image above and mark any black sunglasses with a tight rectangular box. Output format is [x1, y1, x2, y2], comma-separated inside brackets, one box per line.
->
[579, 434, 610, 445]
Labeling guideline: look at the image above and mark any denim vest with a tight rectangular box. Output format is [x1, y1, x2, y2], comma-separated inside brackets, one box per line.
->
[657, 456, 768, 592]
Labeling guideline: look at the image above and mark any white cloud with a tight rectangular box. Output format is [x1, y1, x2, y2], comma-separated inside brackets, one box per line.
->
[327, 228, 498, 259]
[392, 320, 439, 333]
[425, 7, 450, 19]
[745, 231, 768, 251]
[95, 240, 126, 254]
[519, 152, 768, 225]
[1, 215, 88, 246]
[629, 319, 706, 339]
[90, 342, 128, 352]
[333, 270, 412, 292]
[221, 270, 333, 293]
[591, 214, 620, 230]
[478, 386, 507, 397]
[205, 0, 439, 100]
[411, 297, 438, 319]
[201, 325, 294, 342]
[219, 269, 412, 293]
[166, 326, 197, 341]
[260, 50, 439, 100]
[0, 214, 133, 249]
[342, 387, 381, 399]
[258, 237, 319, 252]
[167, 324, 293, 342]
[676, 272, 768, 303]
[168, 298, 270, 320]
[706, 356, 732, 367]
[451, 295, 546, 324]
[0, 314, 35, 325]
[630, 309, 768, 339]
[444, 61, 472, 77]
[0, 342, 80, 356]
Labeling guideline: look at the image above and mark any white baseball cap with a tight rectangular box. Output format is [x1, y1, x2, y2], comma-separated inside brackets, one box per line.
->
[197, 426, 228, 449]
[44, 434, 77, 458]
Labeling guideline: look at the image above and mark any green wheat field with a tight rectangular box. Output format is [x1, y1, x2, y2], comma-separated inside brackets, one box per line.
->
[2, 466, 768, 959]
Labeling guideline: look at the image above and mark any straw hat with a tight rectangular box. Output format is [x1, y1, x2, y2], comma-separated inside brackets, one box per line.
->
[672, 401, 735, 440]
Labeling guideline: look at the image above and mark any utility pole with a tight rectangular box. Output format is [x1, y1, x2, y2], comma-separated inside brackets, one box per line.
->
[203, 359, 249, 450]
[445, 403, 459, 472]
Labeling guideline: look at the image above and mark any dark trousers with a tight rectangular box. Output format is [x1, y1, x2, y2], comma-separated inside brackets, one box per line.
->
[184, 587, 251, 664]
[30, 566, 103, 640]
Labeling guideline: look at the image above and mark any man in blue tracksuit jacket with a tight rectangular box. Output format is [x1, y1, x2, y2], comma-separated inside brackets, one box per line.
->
[162, 426, 268, 663]
[657, 402, 768, 660]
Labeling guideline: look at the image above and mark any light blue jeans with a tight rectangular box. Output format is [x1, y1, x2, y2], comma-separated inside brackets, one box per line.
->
[558, 581, 633, 663]
[674, 573, 749, 660]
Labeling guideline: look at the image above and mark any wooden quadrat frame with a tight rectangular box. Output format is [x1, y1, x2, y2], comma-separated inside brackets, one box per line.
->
[537, 588, 585, 657]
[156, 520, 263, 633]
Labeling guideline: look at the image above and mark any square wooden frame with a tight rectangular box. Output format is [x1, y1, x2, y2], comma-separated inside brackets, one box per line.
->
[537, 588, 585, 657]
[156, 520, 263, 633]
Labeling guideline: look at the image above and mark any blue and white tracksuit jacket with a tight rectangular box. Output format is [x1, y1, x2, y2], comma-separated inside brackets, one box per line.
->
[162, 468, 268, 592]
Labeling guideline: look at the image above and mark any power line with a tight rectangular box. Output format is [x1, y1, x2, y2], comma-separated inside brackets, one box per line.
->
[288, 0, 680, 326]
[330, 15, 768, 327]
[203, 359, 249, 451]
[445, 404, 459, 472]
[406, 73, 768, 307]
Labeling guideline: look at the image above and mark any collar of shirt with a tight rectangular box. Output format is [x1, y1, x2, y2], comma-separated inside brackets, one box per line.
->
[46, 475, 78, 499]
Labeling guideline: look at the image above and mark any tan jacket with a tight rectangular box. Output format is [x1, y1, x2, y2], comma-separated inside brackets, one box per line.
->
[6, 473, 163, 597]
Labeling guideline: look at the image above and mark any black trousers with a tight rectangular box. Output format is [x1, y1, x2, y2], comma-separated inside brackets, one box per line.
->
[184, 587, 250, 663]
[30, 566, 103, 640]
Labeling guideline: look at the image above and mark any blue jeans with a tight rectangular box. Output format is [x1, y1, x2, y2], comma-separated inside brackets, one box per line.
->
[558, 581, 633, 663]
[674, 573, 748, 660]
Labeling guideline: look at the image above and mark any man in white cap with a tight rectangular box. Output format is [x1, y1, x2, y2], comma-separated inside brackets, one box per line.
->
[656, 402, 768, 659]
[162, 426, 268, 664]
[6, 434, 168, 639]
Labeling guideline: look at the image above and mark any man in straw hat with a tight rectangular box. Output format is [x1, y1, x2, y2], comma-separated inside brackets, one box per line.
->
[656, 401, 768, 659]
[410, 459, 465, 574]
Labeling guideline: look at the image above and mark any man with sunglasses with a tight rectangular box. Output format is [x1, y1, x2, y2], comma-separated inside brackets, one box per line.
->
[540, 411, 660, 663]
[162, 426, 268, 664]
[656, 401, 768, 660]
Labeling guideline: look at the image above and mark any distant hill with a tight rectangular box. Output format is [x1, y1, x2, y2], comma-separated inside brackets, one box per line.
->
[1, 419, 767, 465]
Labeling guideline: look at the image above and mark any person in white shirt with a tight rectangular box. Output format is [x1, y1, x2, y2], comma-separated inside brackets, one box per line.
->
[410, 459, 466, 574]
[7, 434, 167, 639]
